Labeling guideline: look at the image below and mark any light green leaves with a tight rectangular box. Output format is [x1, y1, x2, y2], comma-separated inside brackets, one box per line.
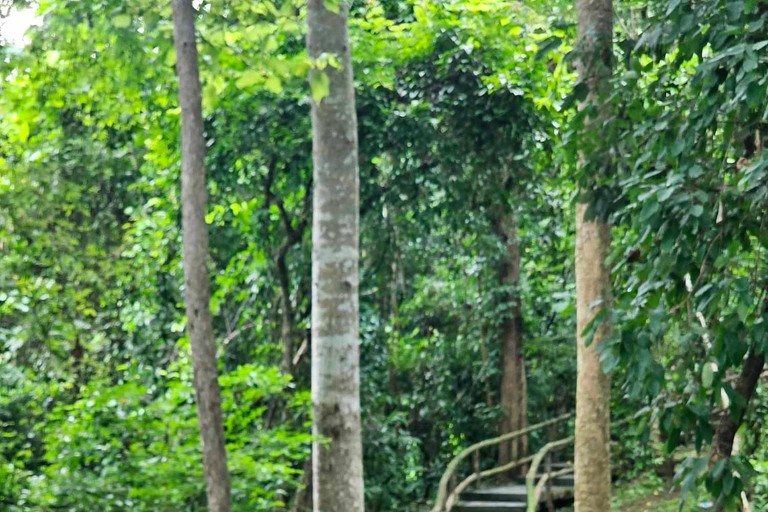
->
[235, 71, 283, 95]
[165, 48, 177, 67]
[235, 70, 261, 89]
[324, 0, 341, 14]
[112, 14, 131, 28]
[310, 71, 330, 104]
[264, 76, 283, 94]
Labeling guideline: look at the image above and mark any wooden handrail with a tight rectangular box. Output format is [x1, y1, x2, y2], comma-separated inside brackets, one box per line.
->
[433, 406, 651, 512]
[524, 407, 652, 512]
[444, 454, 537, 511]
[525, 437, 574, 512]
[532, 466, 574, 510]
[431, 413, 573, 512]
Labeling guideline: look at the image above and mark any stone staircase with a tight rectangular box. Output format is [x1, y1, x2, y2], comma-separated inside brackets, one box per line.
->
[452, 463, 574, 512]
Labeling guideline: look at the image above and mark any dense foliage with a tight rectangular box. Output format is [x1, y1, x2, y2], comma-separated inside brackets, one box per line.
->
[2, 0, 768, 510]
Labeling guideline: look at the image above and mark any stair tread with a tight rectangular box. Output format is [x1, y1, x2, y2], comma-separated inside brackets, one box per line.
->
[455, 501, 526, 511]
[470, 485, 573, 493]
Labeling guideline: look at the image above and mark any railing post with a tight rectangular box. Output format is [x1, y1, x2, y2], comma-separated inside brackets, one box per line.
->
[546, 452, 554, 512]
[473, 450, 480, 477]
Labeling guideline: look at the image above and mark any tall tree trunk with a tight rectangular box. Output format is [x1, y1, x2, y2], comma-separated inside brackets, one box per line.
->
[574, 0, 614, 509]
[306, 1, 365, 510]
[171, 2, 232, 511]
[492, 212, 528, 474]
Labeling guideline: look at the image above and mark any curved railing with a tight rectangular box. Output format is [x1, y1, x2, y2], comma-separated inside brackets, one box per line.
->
[434, 406, 651, 512]
[525, 436, 574, 512]
[431, 413, 574, 512]
[523, 407, 651, 512]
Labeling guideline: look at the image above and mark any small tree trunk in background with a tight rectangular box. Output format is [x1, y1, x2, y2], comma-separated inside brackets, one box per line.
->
[712, 350, 764, 512]
[171, 1, 232, 511]
[389, 251, 399, 396]
[713, 350, 765, 460]
[291, 456, 313, 512]
[277, 243, 295, 374]
[306, 0, 365, 510]
[493, 212, 528, 475]
[574, 0, 613, 510]
[477, 276, 495, 409]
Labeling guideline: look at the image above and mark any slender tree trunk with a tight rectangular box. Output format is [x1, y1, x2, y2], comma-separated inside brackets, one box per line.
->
[713, 350, 765, 460]
[477, 276, 496, 409]
[574, 0, 614, 509]
[389, 251, 399, 397]
[277, 242, 295, 374]
[306, 0, 365, 510]
[171, 2, 232, 511]
[493, 212, 528, 474]
[292, 456, 313, 512]
[712, 351, 764, 512]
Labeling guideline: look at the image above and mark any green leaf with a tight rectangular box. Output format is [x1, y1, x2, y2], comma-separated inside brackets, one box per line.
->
[236, 70, 261, 89]
[112, 14, 131, 28]
[324, 0, 341, 14]
[264, 76, 283, 94]
[690, 204, 704, 217]
[310, 71, 330, 104]
[165, 48, 177, 67]
[702, 363, 714, 389]
[657, 187, 675, 202]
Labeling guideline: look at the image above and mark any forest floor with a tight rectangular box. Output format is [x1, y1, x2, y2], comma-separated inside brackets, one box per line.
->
[558, 473, 700, 512]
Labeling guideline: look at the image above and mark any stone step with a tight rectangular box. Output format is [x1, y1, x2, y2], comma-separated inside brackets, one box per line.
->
[461, 485, 574, 503]
[514, 474, 573, 486]
[461, 485, 528, 502]
[453, 501, 527, 512]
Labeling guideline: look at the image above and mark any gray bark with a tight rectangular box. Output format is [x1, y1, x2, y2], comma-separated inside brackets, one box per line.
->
[574, 0, 614, 510]
[306, 0, 365, 510]
[171, 2, 232, 511]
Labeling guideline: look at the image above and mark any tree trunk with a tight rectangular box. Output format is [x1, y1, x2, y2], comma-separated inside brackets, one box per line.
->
[574, 0, 614, 510]
[171, 2, 232, 511]
[277, 242, 295, 374]
[291, 456, 313, 512]
[713, 350, 765, 460]
[306, 0, 365, 510]
[493, 212, 528, 475]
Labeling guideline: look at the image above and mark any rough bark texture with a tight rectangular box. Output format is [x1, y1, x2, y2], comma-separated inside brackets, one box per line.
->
[574, 208, 612, 512]
[306, 1, 365, 510]
[492, 212, 528, 474]
[574, 0, 613, 510]
[171, 2, 232, 511]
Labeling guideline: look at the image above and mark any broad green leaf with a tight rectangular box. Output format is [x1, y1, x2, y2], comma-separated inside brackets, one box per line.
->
[19, 122, 30, 143]
[310, 71, 330, 104]
[264, 76, 283, 94]
[236, 70, 261, 89]
[324, 0, 341, 14]
[690, 204, 704, 217]
[112, 14, 131, 28]
[165, 48, 177, 67]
